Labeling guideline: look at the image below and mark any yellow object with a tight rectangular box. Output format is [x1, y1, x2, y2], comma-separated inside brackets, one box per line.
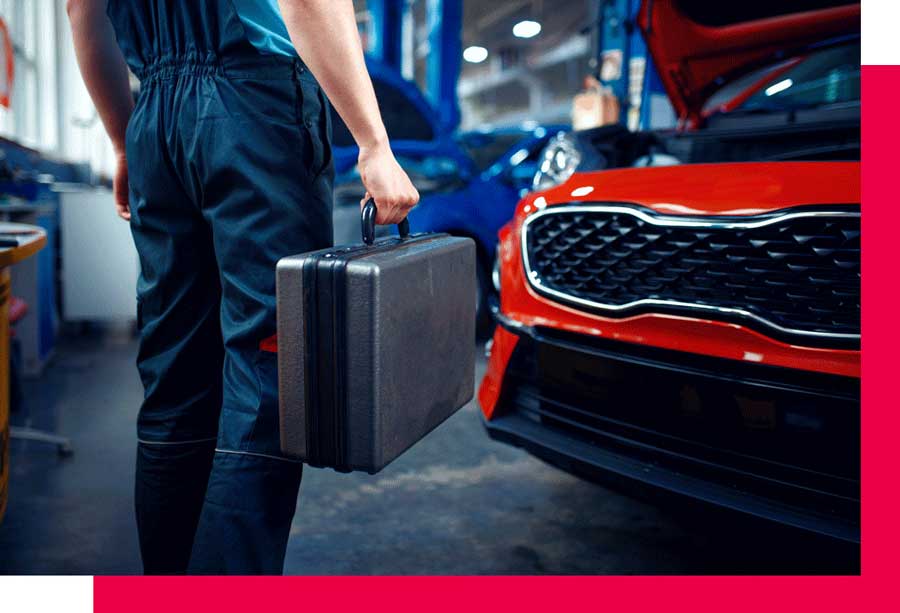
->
[0, 223, 46, 523]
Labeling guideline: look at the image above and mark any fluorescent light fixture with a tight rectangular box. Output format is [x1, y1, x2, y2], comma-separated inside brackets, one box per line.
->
[463, 45, 488, 63]
[765, 78, 793, 97]
[513, 20, 541, 38]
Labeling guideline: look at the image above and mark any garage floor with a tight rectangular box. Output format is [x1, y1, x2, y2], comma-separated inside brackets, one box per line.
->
[0, 331, 859, 575]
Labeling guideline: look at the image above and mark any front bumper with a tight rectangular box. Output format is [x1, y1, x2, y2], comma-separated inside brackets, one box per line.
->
[482, 317, 860, 542]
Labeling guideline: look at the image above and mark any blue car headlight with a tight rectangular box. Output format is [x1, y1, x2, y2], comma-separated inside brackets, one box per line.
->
[532, 133, 583, 192]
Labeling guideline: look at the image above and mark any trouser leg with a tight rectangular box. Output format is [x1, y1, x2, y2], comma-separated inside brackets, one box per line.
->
[186, 69, 334, 575]
[187, 452, 303, 574]
[127, 105, 225, 573]
[135, 440, 216, 574]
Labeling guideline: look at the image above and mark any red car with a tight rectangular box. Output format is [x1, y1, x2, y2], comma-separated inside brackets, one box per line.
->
[480, 1, 860, 542]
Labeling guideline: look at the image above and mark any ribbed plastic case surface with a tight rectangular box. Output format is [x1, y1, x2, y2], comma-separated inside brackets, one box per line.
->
[276, 233, 476, 473]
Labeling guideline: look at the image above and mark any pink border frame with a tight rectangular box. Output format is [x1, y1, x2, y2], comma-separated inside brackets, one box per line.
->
[92, 65, 890, 612]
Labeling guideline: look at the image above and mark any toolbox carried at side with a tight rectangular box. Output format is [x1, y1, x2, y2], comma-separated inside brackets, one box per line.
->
[276, 201, 476, 473]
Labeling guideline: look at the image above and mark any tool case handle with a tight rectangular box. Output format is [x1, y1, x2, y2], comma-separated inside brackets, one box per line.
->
[361, 199, 411, 246]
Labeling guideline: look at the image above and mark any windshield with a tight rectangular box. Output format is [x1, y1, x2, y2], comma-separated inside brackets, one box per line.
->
[738, 41, 860, 113]
[457, 132, 526, 172]
[701, 59, 797, 115]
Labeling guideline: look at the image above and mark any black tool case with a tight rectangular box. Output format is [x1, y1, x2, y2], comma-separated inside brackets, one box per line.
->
[276, 202, 476, 473]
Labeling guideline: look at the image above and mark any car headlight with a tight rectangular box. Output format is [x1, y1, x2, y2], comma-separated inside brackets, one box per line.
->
[532, 133, 582, 192]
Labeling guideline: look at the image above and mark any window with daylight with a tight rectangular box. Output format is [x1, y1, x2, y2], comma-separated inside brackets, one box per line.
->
[0, 0, 118, 176]
[0, 0, 60, 151]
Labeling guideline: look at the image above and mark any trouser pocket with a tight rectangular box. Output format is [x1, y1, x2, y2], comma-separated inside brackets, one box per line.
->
[295, 77, 332, 180]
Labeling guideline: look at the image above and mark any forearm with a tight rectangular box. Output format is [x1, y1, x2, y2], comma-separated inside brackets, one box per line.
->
[66, 0, 134, 153]
[278, 0, 388, 151]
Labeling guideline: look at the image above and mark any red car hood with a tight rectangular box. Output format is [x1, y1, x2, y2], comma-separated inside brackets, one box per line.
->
[529, 161, 860, 217]
[637, 0, 860, 122]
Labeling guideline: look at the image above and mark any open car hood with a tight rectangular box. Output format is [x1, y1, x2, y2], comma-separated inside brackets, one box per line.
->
[637, 0, 860, 122]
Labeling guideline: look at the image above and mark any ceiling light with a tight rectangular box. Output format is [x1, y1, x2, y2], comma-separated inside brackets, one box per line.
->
[513, 20, 541, 39]
[463, 46, 488, 63]
[765, 78, 793, 97]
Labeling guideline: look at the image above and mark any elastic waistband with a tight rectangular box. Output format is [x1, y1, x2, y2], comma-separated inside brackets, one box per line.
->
[134, 52, 316, 84]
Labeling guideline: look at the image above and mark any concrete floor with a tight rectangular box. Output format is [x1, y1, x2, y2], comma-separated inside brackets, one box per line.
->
[0, 332, 858, 575]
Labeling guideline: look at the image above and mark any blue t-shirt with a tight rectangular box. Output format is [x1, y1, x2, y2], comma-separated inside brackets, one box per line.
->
[232, 0, 296, 57]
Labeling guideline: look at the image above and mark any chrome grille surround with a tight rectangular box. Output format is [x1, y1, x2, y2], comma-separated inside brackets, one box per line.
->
[520, 204, 860, 344]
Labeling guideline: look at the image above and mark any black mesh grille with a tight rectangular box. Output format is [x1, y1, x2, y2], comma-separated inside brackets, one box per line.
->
[523, 206, 860, 342]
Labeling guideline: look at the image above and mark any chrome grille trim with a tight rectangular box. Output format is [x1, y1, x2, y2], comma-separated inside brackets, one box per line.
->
[520, 204, 860, 342]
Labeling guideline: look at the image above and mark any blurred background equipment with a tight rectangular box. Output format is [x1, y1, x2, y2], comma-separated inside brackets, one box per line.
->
[58, 187, 138, 323]
[572, 75, 619, 129]
[0, 222, 47, 524]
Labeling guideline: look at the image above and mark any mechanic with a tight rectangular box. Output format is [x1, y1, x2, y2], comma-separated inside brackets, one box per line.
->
[66, 0, 419, 574]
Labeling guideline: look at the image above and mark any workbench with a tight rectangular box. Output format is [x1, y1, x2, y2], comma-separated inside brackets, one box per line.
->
[0, 222, 46, 523]
[0, 201, 58, 376]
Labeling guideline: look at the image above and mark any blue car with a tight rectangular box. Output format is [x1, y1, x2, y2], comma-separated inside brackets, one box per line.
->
[327, 64, 566, 334]
[329, 59, 470, 178]
[330, 58, 471, 244]
[408, 125, 566, 336]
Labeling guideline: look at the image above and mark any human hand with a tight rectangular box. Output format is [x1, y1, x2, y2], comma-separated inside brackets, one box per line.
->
[357, 141, 419, 224]
[113, 150, 130, 221]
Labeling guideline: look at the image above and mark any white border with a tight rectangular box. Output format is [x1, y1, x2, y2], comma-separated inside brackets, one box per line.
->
[862, 0, 900, 65]
[1, 576, 92, 612]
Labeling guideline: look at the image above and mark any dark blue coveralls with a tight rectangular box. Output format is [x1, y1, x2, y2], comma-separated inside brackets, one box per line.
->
[107, 1, 333, 574]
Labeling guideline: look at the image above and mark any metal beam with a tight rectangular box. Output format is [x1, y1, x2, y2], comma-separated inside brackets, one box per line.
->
[426, 0, 462, 132]
[597, 0, 630, 105]
[368, 0, 405, 70]
[597, 0, 655, 129]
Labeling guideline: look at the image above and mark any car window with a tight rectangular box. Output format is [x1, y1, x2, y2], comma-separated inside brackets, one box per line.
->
[333, 155, 466, 208]
[738, 42, 860, 112]
[702, 59, 796, 115]
[458, 133, 526, 172]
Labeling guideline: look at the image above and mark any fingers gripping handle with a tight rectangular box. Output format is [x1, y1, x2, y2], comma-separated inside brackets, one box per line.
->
[361, 199, 411, 246]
